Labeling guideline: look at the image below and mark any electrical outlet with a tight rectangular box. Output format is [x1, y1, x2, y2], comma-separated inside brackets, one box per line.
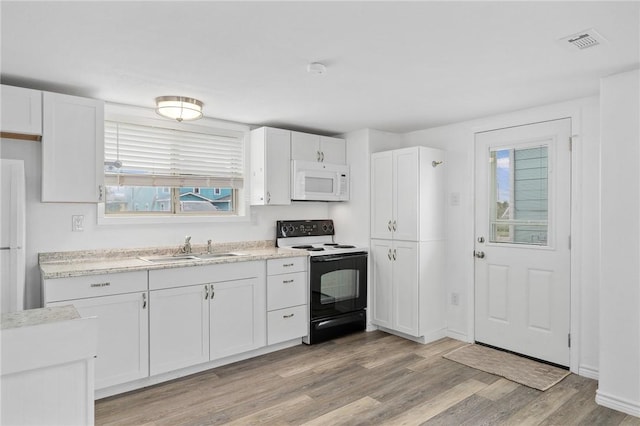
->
[451, 292, 460, 306]
[72, 215, 84, 232]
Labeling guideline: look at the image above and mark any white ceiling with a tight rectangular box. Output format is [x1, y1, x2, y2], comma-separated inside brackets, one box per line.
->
[2, 1, 638, 135]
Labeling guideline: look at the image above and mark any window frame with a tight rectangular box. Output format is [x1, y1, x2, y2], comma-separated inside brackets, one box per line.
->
[98, 103, 251, 225]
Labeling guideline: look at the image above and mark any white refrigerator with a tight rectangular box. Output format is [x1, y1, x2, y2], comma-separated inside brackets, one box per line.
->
[1, 159, 26, 313]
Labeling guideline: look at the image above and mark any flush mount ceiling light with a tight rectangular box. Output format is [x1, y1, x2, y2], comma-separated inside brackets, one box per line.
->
[155, 96, 203, 122]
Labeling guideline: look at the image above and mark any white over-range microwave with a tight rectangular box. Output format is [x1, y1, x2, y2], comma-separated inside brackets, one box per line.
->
[291, 160, 350, 202]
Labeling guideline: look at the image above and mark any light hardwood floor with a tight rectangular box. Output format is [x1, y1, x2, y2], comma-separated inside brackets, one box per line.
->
[96, 331, 640, 425]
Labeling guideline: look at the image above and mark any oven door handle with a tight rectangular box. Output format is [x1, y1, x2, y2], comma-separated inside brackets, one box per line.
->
[311, 253, 368, 262]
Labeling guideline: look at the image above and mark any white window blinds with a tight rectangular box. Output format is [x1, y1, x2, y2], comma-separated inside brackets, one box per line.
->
[104, 121, 245, 188]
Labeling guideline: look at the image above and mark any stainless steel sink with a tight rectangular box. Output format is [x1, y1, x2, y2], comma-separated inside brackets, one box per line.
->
[139, 255, 200, 263]
[196, 253, 244, 259]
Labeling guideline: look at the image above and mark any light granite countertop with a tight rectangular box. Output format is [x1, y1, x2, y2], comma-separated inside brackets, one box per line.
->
[39, 240, 307, 279]
[1, 305, 80, 330]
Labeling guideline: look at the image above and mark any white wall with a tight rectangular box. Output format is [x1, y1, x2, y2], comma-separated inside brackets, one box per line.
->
[596, 68, 640, 416]
[404, 96, 602, 376]
[0, 138, 330, 309]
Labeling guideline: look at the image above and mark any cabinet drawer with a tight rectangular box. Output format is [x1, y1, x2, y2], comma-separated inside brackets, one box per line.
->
[267, 305, 307, 345]
[44, 271, 147, 303]
[267, 272, 307, 311]
[267, 257, 306, 275]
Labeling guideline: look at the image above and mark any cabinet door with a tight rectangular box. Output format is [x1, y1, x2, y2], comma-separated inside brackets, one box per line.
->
[250, 127, 291, 205]
[0, 85, 42, 135]
[264, 127, 291, 205]
[370, 151, 394, 239]
[393, 148, 420, 241]
[210, 278, 266, 360]
[49, 292, 149, 389]
[392, 241, 419, 336]
[291, 131, 320, 161]
[370, 239, 393, 329]
[149, 285, 209, 375]
[319, 136, 346, 164]
[42, 92, 104, 202]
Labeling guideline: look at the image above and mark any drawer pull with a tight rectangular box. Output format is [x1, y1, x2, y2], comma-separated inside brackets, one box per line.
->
[283, 279, 294, 284]
[283, 313, 295, 319]
[90, 282, 110, 288]
[283, 263, 294, 267]
[142, 293, 147, 309]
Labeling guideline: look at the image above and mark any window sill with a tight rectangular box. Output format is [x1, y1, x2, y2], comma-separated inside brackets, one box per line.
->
[97, 203, 250, 225]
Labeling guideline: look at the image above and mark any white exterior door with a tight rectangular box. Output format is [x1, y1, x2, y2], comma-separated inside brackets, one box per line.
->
[474, 119, 571, 366]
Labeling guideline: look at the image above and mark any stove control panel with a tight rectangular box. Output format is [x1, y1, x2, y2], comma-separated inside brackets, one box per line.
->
[276, 220, 335, 238]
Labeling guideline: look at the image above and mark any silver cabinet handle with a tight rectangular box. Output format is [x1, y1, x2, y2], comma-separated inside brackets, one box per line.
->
[321, 151, 325, 162]
[283, 279, 294, 284]
[388, 220, 393, 231]
[387, 249, 392, 260]
[210, 284, 215, 299]
[392, 220, 397, 231]
[283, 263, 294, 268]
[266, 191, 271, 204]
[317, 151, 321, 162]
[142, 293, 147, 309]
[283, 313, 294, 319]
[392, 249, 397, 261]
[204, 285, 209, 300]
[98, 185, 104, 202]
[89, 282, 110, 288]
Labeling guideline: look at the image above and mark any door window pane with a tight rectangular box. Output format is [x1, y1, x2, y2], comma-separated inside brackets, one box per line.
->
[489, 145, 548, 245]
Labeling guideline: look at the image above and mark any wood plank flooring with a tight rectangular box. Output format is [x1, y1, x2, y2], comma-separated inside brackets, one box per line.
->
[96, 331, 640, 425]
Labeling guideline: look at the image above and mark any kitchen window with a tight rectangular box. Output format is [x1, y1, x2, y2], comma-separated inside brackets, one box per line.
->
[100, 104, 249, 223]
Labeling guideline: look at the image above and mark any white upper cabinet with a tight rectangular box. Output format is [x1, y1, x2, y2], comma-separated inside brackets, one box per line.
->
[291, 131, 346, 164]
[371, 146, 445, 242]
[42, 92, 104, 203]
[0, 85, 42, 135]
[250, 127, 291, 205]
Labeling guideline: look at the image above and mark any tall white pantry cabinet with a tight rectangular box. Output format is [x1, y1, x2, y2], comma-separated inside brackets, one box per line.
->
[370, 146, 446, 343]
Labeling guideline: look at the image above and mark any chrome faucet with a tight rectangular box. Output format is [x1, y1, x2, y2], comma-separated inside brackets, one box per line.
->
[207, 239, 213, 254]
[182, 236, 192, 254]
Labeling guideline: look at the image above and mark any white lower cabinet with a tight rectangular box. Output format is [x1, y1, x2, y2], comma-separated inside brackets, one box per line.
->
[149, 285, 209, 376]
[371, 239, 444, 341]
[148, 262, 266, 376]
[266, 258, 308, 345]
[44, 271, 149, 390]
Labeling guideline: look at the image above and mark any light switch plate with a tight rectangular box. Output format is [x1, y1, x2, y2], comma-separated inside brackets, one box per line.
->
[72, 215, 84, 232]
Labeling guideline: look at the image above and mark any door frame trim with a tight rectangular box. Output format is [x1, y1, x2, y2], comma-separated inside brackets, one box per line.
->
[469, 105, 583, 374]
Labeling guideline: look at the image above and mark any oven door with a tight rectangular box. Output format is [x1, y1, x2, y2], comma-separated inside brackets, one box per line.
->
[309, 253, 367, 319]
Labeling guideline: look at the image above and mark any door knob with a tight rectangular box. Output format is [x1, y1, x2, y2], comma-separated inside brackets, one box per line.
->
[474, 251, 485, 259]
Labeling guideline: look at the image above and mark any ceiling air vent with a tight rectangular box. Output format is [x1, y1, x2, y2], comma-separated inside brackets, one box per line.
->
[558, 28, 606, 51]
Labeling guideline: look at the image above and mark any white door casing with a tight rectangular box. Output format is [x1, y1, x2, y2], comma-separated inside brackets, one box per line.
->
[474, 119, 571, 366]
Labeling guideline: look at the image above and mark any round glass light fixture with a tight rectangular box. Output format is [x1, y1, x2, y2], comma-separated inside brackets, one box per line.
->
[155, 96, 203, 122]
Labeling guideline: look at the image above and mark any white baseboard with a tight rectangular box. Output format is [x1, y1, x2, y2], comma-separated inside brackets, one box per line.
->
[596, 390, 640, 417]
[578, 365, 599, 380]
[95, 339, 302, 399]
[376, 326, 446, 344]
[446, 329, 471, 343]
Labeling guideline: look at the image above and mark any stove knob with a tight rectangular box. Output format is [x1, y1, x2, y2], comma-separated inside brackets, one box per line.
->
[322, 224, 328, 232]
[288, 225, 295, 233]
[281, 226, 287, 235]
[328, 224, 334, 232]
